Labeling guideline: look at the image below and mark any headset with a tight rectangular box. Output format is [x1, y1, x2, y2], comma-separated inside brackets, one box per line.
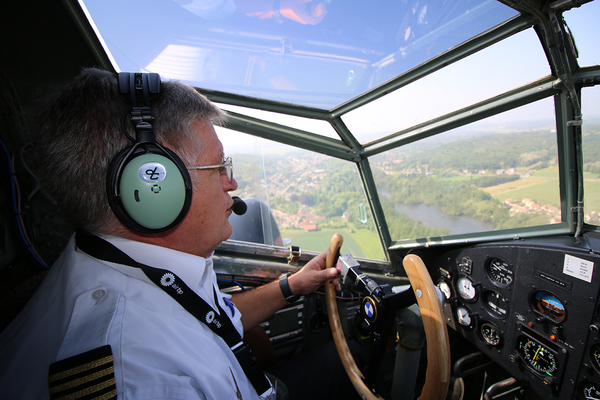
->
[106, 72, 193, 233]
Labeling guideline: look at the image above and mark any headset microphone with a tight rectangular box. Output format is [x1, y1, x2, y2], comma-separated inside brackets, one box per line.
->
[231, 196, 247, 215]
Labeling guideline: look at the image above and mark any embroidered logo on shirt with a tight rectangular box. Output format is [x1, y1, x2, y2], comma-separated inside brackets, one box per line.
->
[160, 273, 175, 287]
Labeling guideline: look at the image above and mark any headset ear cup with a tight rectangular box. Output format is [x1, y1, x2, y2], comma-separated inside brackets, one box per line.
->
[107, 145, 192, 233]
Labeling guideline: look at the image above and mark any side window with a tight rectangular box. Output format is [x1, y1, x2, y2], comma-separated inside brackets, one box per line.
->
[371, 98, 561, 241]
[218, 127, 385, 260]
[582, 86, 600, 226]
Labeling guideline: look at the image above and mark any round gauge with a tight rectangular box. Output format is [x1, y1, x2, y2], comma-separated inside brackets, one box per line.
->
[480, 322, 502, 347]
[582, 382, 600, 400]
[589, 343, 600, 373]
[456, 306, 473, 328]
[531, 290, 566, 323]
[437, 280, 452, 302]
[483, 290, 509, 318]
[457, 276, 477, 301]
[517, 336, 559, 376]
[486, 257, 514, 287]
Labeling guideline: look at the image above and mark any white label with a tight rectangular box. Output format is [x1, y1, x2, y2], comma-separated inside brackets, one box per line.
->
[139, 162, 167, 182]
[563, 254, 594, 283]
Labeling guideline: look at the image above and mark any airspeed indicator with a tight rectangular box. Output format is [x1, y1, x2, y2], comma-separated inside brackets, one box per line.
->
[486, 257, 514, 287]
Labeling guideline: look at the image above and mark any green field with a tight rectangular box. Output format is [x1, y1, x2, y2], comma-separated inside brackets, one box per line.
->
[281, 226, 385, 260]
[532, 166, 559, 178]
[481, 164, 600, 213]
[486, 178, 560, 208]
[584, 180, 600, 213]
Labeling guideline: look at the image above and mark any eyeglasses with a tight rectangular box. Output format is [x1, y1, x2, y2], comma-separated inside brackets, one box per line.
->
[187, 156, 233, 182]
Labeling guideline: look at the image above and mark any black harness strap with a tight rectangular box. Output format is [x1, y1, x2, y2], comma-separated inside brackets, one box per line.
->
[76, 231, 270, 395]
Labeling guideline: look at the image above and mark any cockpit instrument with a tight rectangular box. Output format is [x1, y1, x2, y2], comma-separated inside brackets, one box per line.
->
[457, 276, 477, 301]
[532, 291, 566, 323]
[582, 382, 600, 400]
[517, 335, 559, 377]
[486, 257, 514, 287]
[589, 343, 600, 373]
[437, 280, 452, 302]
[458, 257, 473, 275]
[480, 322, 502, 347]
[483, 290, 509, 318]
[456, 306, 474, 329]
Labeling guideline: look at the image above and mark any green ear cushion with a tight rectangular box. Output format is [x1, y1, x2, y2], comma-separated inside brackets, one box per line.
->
[119, 153, 187, 230]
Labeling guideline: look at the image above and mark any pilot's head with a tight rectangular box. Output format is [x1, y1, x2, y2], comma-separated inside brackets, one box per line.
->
[38, 68, 235, 256]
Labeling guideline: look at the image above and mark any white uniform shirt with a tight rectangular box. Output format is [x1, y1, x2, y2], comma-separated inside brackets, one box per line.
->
[0, 234, 262, 400]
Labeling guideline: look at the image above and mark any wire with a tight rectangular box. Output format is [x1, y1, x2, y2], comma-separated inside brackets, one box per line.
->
[20, 142, 42, 203]
[217, 277, 246, 292]
[315, 289, 364, 301]
[0, 137, 49, 268]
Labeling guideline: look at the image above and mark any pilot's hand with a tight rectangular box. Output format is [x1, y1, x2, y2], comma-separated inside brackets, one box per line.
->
[288, 249, 341, 295]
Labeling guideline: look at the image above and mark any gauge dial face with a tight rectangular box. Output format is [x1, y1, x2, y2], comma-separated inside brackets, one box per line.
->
[457, 276, 477, 301]
[486, 257, 514, 287]
[456, 306, 473, 328]
[437, 281, 452, 302]
[517, 336, 558, 376]
[480, 322, 502, 347]
[483, 290, 509, 318]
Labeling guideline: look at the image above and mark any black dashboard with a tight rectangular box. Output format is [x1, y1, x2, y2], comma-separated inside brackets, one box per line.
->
[429, 234, 600, 400]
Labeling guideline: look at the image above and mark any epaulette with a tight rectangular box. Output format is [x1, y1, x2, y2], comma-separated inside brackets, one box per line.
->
[48, 345, 117, 399]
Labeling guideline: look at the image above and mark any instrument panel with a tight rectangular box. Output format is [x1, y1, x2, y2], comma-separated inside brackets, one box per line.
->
[430, 236, 600, 400]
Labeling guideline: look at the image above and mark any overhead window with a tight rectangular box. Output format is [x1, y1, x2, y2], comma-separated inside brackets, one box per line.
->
[80, 0, 517, 109]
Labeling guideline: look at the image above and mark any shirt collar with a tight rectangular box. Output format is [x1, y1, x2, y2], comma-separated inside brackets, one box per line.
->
[97, 234, 208, 292]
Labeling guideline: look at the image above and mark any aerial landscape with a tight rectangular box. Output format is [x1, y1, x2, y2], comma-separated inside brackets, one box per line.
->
[230, 125, 600, 259]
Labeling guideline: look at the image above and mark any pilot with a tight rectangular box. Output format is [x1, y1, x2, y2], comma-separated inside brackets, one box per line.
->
[0, 68, 359, 399]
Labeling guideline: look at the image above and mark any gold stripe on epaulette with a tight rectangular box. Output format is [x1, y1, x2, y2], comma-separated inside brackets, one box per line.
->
[48, 355, 113, 383]
[48, 345, 117, 400]
[49, 366, 115, 394]
[51, 379, 116, 400]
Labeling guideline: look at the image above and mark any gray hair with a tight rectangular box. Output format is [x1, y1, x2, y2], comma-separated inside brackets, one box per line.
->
[37, 68, 225, 234]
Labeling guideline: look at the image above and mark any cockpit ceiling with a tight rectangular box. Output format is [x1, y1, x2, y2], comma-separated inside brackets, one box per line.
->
[80, 0, 518, 110]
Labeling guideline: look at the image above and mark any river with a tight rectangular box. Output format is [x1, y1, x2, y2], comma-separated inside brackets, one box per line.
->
[394, 202, 495, 235]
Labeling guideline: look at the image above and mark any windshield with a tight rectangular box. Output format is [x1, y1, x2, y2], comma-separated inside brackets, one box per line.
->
[80, 0, 518, 109]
